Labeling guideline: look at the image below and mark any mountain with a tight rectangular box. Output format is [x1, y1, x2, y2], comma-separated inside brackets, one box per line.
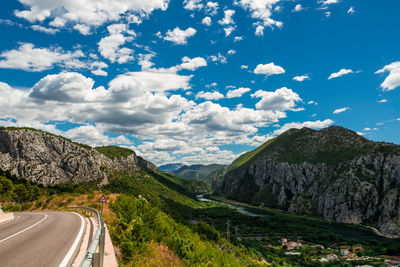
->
[218, 125, 400, 237]
[158, 163, 185, 172]
[0, 127, 156, 186]
[173, 164, 227, 181]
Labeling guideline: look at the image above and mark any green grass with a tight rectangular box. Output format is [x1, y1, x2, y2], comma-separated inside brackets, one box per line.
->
[95, 146, 134, 159]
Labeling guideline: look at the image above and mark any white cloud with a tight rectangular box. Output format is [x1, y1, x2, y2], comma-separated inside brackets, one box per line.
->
[293, 75, 310, 82]
[325, 11, 331, 17]
[378, 99, 388, 103]
[73, 24, 91, 35]
[176, 56, 207, 71]
[234, 36, 243, 42]
[14, 0, 168, 32]
[235, 0, 283, 29]
[251, 87, 301, 111]
[206, 2, 219, 16]
[31, 25, 59, 34]
[292, 4, 304, 12]
[328, 68, 354, 79]
[319, 0, 340, 6]
[202, 16, 212, 26]
[226, 87, 251, 98]
[98, 23, 135, 64]
[357, 132, 365, 136]
[183, 0, 203, 10]
[163, 27, 197, 45]
[218, 9, 235, 25]
[209, 53, 227, 64]
[255, 25, 264, 36]
[0, 43, 85, 72]
[227, 49, 236, 55]
[29, 72, 107, 103]
[347, 6, 355, 14]
[224, 26, 236, 36]
[254, 62, 285, 76]
[90, 61, 108, 76]
[333, 107, 349, 114]
[375, 61, 400, 91]
[240, 65, 248, 69]
[196, 91, 224, 100]
[273, 119, 334, 135]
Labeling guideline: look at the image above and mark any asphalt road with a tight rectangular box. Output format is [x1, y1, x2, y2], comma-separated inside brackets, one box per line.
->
[0, 211, 84, 267]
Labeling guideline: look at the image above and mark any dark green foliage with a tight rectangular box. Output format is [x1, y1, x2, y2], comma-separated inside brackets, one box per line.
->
[95, 146, 134, 159]
[173, 164, 227, 181]
[110, 195, 259, 266]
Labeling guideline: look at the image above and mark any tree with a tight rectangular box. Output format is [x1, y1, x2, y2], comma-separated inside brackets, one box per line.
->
[0, 176, 14, 195]
[13, 184, 29, 204]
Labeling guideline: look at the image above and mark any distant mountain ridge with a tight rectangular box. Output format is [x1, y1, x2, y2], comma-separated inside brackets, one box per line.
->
[0, 127, 156, 186]
[218, 126, 400, 237]
[158, 163, 185, 172]
[172, 164, 227, 181]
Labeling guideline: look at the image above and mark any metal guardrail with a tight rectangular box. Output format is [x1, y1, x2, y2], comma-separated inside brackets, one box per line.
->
[68, 206, 105, 267]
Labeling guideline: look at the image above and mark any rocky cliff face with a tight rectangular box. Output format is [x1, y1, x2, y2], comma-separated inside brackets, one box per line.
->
[219, 126, 400, 237]
[0, 128, 154, 186]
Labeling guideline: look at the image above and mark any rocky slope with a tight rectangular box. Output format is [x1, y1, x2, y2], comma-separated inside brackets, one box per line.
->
[0, 127, 155, 186]
[219, 126, 400, 237]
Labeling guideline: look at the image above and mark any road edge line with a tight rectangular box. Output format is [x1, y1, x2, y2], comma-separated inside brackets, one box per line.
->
[59, 212, 85, 267]
[0, 213, 48, 243]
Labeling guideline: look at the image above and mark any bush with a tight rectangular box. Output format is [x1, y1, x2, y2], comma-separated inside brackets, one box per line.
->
[56, 201, 66, 208]
[67, 197, 74, 204]
[35, 200, 43, 208]
[3, 203, 20, 212]
[87, 193, 95, 200]
[21, 202, 32, 210]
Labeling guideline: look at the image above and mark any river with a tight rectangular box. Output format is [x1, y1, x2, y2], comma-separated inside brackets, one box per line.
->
[196, 194, 271, 218]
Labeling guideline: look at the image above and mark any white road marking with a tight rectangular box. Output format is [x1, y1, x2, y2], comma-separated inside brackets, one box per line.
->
[59, 212, 85, 267]
[0, 213, 48, 243]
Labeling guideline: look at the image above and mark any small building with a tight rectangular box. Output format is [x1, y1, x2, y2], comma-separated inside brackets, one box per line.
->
[327, 253, 338, 261]
[286, 241, 302, 250]
[315, 244, 325, 249]
[340, 248, 349, 256]
[385, 260, 400, 267]
[281, 238, 288, 245]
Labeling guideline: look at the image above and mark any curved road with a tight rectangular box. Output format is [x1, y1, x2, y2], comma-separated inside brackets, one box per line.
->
[0, 211, 84, 267]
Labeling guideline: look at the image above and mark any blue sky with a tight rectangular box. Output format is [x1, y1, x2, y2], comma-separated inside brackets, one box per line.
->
[0, 0, 399, 165]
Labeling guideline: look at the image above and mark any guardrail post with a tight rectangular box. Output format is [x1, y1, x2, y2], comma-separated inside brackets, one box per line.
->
[99, 227, 105, 267]
[92, 252, 100, 267]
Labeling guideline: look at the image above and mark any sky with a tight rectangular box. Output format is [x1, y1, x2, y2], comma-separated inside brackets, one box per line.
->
[0, 0, 399, 166]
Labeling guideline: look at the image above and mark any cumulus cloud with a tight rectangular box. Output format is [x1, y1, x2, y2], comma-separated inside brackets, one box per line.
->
[0, 43, 85, 72]
[293, 75, 310, 82]
[234, 36, 243, 42]
[252, 87, 301, 111]
[218, 9, 235, 25]
[235, 0, 283, 29]
[29, 72, 107, 103]
[183, 0, 203, 10]
[98, 23, 135, 63]
[223, 26, 236, 36]
[196, 91, 224, 100]
[14, 0, 168, 32]
[375, 61, 400, 91]
[292, 4, 304, 12]
[347, 6, 355, 14]
[226, 87, 251, 98]
[333, 107, 349, 114]
[319, 0, 340, 7]
[273, 119, 334, 135]
[175, 56, 207, 71]
[254, 62, 285, 76]
[206, 2, 219, 15]
[163, 27, 197, 45]
[209, 53, 227, 64]
[31, 25, 59, 34]
[378, 99, 388, 103]
[202, 16, 212, 26]
[255, 25, 264, 36]
[328, 68, 354, 79]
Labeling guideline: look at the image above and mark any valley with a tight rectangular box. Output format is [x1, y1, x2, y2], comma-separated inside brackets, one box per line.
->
[1, 126, 400, 266]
